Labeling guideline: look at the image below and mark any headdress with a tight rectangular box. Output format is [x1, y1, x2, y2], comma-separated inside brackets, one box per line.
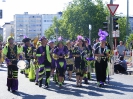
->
[39, 36, 47, 41]
[98, 29, 108, 41]
[85, 38, 90, 45]
[56, 36, 65, 45]
[77, 35, 84, 41]
[7, 36, 14, 42]
[22, 35, 31, 43]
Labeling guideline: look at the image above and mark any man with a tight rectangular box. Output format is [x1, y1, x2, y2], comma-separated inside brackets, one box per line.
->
[22, 37, 35, 81]
[114, 56, 127, 74]
[3, 36, 20, 92]
[36, 36, 52, 88]
[117, 41, 126, 57]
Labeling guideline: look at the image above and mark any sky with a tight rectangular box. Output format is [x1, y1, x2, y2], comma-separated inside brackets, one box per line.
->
[0, 0, 133, 26]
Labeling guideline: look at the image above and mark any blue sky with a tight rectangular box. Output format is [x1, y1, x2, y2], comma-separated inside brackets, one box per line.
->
[0, 0, 132, 26]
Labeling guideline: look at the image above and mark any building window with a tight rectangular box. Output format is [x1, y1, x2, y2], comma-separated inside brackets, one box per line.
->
[44, 20, 46, 22]
[132, 27, 133, 30]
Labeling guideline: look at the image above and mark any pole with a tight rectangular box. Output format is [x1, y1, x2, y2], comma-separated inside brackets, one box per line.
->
[109, 0, 113, 50]
[126, 0, 129, 37]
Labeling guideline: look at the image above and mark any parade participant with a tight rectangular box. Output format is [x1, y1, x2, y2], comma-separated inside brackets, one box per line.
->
[22, 36, 35, 80]
[48, 41, 56, 77]
[36, 36, 52, 88]
[94, 29, 110, 87]
[72, 35, 89, 87]
[84, 38, 94, 83]
[2, 36, 21, 92]
[53, 36, 68, 88]
[66, 40, 74, 80]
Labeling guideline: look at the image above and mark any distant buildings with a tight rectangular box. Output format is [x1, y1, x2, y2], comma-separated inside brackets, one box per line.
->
[41, 12, 62, 35]
[2, 21, 14, 42]
[129, 16, 133, 32]
[13, 12, 62, 42]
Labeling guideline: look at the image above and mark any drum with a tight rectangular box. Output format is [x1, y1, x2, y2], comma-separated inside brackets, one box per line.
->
[17, 60, 29, 70]
[66, 58, 74, 65]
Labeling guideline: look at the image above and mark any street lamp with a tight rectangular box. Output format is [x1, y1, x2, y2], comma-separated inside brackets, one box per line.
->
[54, 27, 58, 41]
[126, 0, 129, 37]
[89, 24, 92, 45]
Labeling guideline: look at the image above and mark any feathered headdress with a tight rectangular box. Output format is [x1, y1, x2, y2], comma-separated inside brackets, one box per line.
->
[22, 35, 31, 43]
[98, 29, 108, 41]
[58, 36, 63, 42]
[77, 35, 84, 41]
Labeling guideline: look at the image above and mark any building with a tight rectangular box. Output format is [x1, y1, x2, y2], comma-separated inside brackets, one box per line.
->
[129, 16, 133, 32]
[14, 12, 42, 42]
[42, 12, 62, 36]
[2, 21, 14, 42]
[0, 27, 3, 36]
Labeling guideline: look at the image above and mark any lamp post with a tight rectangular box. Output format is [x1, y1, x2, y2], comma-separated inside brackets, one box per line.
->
[126, 0, 129, 37]
[54, 27, 58, 41]
[89, 24, 92, 45]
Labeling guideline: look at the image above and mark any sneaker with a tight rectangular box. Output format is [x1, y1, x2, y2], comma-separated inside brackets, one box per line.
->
[8, 87, 10, 91]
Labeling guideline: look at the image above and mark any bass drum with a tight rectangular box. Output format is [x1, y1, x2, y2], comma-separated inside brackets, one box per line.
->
[17, 60, 29, 70]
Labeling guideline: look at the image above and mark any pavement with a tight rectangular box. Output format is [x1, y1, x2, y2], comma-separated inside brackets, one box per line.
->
[0, 64, 133, 99]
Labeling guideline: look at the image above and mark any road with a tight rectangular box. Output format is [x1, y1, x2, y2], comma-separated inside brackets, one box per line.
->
[0, 64, 133, 99]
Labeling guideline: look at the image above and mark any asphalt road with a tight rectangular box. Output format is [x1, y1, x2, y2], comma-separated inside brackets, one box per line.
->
[0, 64, 133, 99]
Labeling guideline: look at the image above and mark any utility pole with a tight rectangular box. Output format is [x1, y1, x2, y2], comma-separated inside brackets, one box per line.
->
[126, 0, 129, 37]
[109, 0, 113, 50]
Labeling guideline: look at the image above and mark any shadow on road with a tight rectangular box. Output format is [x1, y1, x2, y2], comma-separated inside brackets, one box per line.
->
[13, 91, 46, 99]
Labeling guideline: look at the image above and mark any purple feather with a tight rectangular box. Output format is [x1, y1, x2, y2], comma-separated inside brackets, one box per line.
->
[39, 36, 46, 41]
[23, 35, 28, 38]
[58, 36, 63, 41]
[77, 35, 83, 40]
[98, 29, 108, 41]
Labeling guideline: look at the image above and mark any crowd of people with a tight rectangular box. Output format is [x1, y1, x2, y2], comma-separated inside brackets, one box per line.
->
[0, 29, 118, 93]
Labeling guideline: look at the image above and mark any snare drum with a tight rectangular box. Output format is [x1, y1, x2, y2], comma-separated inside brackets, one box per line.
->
[17, 60, 29, 70]
[66, 58, 74, 65]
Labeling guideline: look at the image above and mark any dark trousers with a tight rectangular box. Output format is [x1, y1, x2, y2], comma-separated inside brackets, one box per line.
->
[45, 71, 51, 86]
[7, 65, 18, 90]
[95, 59, 107, 82]
[114, 64, 126, 73]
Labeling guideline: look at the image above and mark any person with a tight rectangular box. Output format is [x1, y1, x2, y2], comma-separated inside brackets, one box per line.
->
[72, 35, 89, 86]
[117, 41, 126, 57]
[2, 36, 21, 92]
[66, 40, 74, 80]
[22, 36, 36, 81]
[94, 29, 110, 87]
[114, 56, 127, 74]
[36, 36, 52, 88]
[53, 36, 68, 88]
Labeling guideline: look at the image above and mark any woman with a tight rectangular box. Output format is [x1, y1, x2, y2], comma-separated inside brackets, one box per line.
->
[53, 36, 68, 88]
[94, 29, 110, 87]
[66, 40, 74, 80]
[73, 35, 88, 87]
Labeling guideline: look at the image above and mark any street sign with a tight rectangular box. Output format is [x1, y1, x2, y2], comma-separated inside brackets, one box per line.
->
[107, 4, 119, 16]
[112, 30, 120, 37]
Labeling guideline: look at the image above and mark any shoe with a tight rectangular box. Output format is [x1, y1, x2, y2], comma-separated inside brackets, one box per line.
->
[45, 85, 49, 88]
[8, 87, 10, 91]
[35, 82, 38, 85]
[12, 90, 16, 93]
[20, 71, 24, 74]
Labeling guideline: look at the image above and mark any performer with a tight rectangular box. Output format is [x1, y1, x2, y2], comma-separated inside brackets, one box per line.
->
[53, 36, 68, 88]
[83, 38, 94, 84]
[66, 40, 74, 80]
[36, 36, 52, 88]
[22, 36, 35, 81]
[94, 29, 110, 87]
[72, 35, 89, 87]
[48, 41, 56, 77]
[2, 36, 20, 92]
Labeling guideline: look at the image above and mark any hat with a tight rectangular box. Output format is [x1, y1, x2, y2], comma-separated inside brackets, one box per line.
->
[85, 38, 90, 45]
[22, 36, 31, 43]
[7, 36, 14, 43]
[39, 36, 47, 41]
[77, 35, 85, 41]
[98, 29, 108, 41]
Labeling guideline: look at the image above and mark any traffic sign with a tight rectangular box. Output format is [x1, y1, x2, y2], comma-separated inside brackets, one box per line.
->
[112, 30, 120, 37]
[107, 4, 119, 16]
